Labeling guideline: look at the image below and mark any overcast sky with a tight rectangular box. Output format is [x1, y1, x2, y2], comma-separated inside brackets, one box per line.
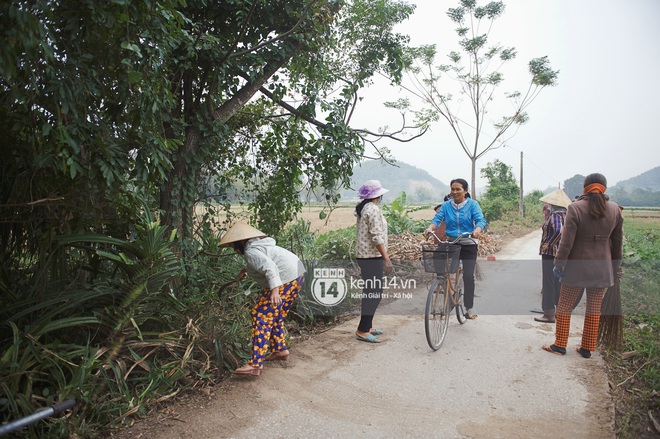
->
[350, 0, 660, 193]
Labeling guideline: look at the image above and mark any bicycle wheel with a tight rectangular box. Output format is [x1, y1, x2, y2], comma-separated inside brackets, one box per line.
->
[455, 272, 467, 324]
[425, 276, 451, 350]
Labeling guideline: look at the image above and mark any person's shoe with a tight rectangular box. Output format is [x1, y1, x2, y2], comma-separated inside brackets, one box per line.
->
[534, 315, 555, 323]
[464, 308, 478, 320]
[370, 329, 384, 336]
[231, 364, 262, 376]
[576, 347, 592, 358]
[356, 334, 380, 343]
[541, 344, 566, 356]
[265, 351, 289, 362]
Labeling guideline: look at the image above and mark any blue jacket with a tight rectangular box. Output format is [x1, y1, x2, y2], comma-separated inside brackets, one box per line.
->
[430, 199, 487, 239]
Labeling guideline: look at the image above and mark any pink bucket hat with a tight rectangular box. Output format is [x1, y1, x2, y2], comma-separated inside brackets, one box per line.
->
[358, 180, 389, 199]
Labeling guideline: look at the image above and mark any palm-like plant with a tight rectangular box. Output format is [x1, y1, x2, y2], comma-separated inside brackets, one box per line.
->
[0, 208, 190, 436]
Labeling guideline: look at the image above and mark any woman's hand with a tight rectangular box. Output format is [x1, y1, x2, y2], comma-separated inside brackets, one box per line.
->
[270, 287, 282, 307]
[472, 227, 482, 239]
[384, 259, 394, 275]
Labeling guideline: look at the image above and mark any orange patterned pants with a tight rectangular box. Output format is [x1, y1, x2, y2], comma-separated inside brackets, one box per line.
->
[554, 284, 605, 352]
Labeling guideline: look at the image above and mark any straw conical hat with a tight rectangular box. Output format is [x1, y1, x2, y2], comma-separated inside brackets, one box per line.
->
[539, 189, 572, 209]
[219, 223, 266, 247]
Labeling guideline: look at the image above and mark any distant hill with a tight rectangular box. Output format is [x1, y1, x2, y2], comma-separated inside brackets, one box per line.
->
[340, 160, 449, 203]
[612, 166, 660, 192]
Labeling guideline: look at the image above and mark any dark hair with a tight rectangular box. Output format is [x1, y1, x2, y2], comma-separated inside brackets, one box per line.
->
[443, 193, 451, 202]
[355, 197, 379, 217]
[434, 203, 442, 211]
[232, 240, 247, 254]
[583, 173, 608, 219]
[450, 178, 469, 191]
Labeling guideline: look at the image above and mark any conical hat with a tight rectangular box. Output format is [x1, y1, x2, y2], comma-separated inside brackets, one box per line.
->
[219, 223, 266, 247]
[539, 189, 572, 209]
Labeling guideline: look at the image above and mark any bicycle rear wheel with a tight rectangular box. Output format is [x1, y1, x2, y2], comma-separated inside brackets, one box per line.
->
[425, 276, 451, 350]
[455, 273, 466, 324]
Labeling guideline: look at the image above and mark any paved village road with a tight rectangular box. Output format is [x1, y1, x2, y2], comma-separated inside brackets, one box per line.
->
[121, 230, 614, 439]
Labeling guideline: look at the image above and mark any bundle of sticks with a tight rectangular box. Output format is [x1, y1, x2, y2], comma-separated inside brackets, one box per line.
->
[598, 276, 623, 350]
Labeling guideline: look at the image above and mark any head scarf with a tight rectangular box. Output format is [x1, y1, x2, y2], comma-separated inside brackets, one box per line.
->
[583, 183, 606, 195]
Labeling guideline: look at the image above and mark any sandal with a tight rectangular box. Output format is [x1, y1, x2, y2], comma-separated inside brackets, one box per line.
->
[464, 309, 478, 320]
[370, 329, 383, 336]
[265, 351, 289, 362]
[542, 344, 566, 356]
[231, 364, 262, 376]
[356, 334, 381, 343]
[534, 316, 556, 323]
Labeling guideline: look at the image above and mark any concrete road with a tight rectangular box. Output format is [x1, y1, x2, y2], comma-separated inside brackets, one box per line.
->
[133, 230, 614, 438]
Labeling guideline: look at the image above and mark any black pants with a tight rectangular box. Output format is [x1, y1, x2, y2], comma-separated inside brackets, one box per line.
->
[459, 244, 478, 310]
[541, 254, 560, 313]
[356, 258, 384, 333]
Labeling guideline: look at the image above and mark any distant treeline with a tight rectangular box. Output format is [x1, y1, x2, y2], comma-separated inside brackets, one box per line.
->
[608, 187, 660, 207]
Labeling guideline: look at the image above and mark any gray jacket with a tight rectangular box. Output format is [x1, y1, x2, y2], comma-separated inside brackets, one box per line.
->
[243, 237, 306, 290]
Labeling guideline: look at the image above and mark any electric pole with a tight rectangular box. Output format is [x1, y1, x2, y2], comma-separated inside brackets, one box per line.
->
[519, 151, 524, 217]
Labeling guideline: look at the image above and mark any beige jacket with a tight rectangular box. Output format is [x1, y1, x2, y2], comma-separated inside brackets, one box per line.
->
[355, 202, 388, 259]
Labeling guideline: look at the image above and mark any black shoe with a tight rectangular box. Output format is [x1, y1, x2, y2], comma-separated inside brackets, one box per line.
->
[576, 347, 591, 358]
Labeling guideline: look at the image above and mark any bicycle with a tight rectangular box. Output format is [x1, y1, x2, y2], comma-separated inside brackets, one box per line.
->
[421, 231, 474, 351]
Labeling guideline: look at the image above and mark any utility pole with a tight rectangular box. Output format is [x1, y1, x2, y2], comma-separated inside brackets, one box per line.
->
[519, 151, 524, 217]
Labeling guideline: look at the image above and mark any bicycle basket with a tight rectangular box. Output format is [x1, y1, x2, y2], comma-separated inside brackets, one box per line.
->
[421, 243, 461, 274]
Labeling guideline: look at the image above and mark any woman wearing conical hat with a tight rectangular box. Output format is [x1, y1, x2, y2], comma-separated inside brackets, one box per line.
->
[220, 223, 306, 376]
[535, 188, 572, 324]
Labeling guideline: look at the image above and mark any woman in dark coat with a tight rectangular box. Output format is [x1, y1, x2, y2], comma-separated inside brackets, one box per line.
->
[542, 173, 623, 358]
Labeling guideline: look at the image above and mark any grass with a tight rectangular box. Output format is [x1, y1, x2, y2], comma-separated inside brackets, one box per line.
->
[601, 216, 660, 438]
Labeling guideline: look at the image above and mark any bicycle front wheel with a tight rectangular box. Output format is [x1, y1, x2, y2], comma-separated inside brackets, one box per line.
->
[455, 273, 466, 324]
[425, 276, 451, 350]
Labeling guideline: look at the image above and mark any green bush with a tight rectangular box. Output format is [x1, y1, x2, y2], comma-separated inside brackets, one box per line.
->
[382, 191, 430, 234]
[315, 226, 357, 261]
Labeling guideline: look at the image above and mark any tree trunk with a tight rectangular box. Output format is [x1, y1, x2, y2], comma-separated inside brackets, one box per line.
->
[158, 44, 301, 240]
[471, 157, 477, 200]
[160, 128, 201, 241]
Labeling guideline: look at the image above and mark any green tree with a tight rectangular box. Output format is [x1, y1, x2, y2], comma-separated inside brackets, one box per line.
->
[479, 159, 519, 220]
[0, 1, 420, 433]
[481, 159, 518, 199]
[1, 0, 418, 241]
[403, 0, 559, 198]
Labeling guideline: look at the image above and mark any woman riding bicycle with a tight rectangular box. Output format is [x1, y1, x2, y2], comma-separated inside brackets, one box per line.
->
[425, 178, 486, 320]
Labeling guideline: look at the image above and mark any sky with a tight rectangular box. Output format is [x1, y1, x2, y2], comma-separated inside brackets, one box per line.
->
[350, 0, 660, 193]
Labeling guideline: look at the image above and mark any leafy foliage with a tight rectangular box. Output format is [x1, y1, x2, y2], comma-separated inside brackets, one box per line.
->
[0, 1, 420, 435]
[479, 159, 520, 221]
[381, 191, 429, 234]
[603, 217, 660, 438]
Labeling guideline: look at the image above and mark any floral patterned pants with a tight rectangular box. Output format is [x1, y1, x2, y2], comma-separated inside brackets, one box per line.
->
[247, 275, 304, 368]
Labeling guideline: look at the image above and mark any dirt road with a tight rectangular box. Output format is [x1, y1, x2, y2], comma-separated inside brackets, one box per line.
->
[119, 230, 614, 438]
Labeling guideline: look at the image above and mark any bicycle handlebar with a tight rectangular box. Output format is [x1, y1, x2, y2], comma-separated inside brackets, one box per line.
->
[424, 230, 476, 245]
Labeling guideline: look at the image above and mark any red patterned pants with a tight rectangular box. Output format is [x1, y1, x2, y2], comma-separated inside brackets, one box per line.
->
[554, 284, 605, 352]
